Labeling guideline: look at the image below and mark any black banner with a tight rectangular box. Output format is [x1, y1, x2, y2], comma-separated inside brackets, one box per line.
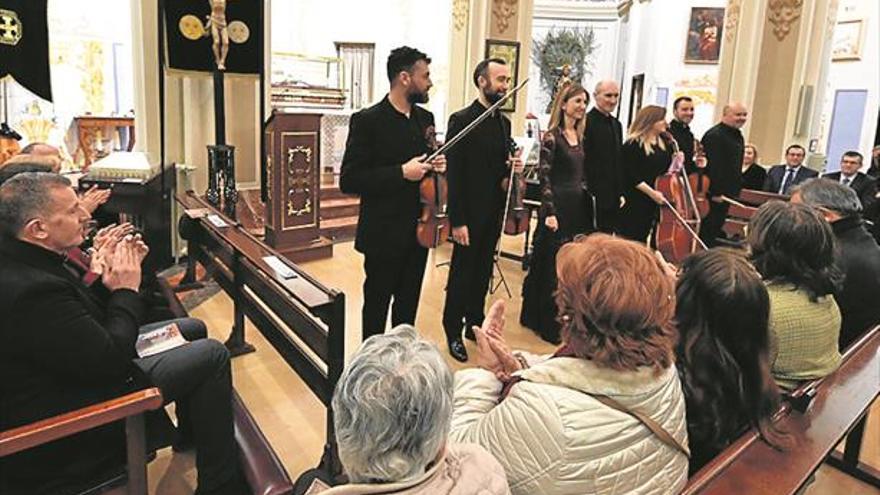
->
[0, 0, 52, 101]
[164, 0, 261, 74]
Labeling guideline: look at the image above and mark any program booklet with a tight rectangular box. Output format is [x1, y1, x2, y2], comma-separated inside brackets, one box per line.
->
[136, 322, 188, 358]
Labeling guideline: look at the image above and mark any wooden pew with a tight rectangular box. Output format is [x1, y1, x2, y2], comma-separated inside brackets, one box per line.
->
[175, 191, 346, 477]
[682, 325, 880, 494]
[0, 388, 164, 495]
[720, 189, 788, 242]
[738, 188, 789, 207]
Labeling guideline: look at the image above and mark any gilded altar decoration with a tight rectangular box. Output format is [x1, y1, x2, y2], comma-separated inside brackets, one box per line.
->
[724, 0, 741, 43]
[228, 20, 250, 44]
[492, 0, 517, 35]
[767, 0, 803, 41]
[179, 14, 205, 40]
[286, 146, 313, 217]
[452, 0, 468, 32]
[0, 9, 22, 46]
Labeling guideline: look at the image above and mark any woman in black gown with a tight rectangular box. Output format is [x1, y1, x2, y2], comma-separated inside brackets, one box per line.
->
[741, 143, 766, 191]
[617, 105, 680, 244]
[520, 83, 592, 343]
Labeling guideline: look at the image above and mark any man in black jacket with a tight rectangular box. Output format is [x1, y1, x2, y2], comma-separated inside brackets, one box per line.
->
[763, 144, 818, 194]
[340, 46, 446, 339]
[0, 173, 244, 495]
[668, 96, 698, 173]
[822, 151, 879, 218]
[442, 58, 521, 362]
[700, 102, 748, 246]
[792, 178, 880, 348]
[583, 80, 623, 233]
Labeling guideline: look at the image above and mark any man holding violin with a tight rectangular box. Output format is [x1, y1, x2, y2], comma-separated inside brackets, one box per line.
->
[340, 46, 446, 340]
[443, 58, 523, 362]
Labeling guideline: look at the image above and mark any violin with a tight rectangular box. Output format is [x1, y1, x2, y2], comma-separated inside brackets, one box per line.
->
[501, 137, 528, 235]
[416, 127, 450, 249]
[654, 132, 705, 264]
[689, 140, 711, 218]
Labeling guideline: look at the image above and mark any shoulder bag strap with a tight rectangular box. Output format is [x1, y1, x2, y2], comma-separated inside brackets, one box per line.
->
[590, 393, 690, 458]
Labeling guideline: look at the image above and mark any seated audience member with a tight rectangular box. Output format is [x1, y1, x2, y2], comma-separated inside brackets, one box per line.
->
[791, 179, 880, 348]
[746, 201, 842, 389]
[821, 151, 878, 217]
[0, 159, 107, 212]
[869, 145, 880, 180]
[762, 144, 817, 195]
[0, 161, 55, 184]
[300, 325, 509, 494]
[451, 234, 689, 495]
[741, 143, 767, 191]
[0, 173, 245, 495]
[1, 152, 62, 172]
[675, 248, 790, 473]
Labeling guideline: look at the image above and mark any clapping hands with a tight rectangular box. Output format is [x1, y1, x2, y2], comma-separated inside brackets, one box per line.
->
[474, 300, 523, 382]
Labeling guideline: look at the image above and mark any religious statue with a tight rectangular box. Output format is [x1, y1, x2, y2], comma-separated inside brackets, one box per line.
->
[206, 0, 229, 70]
[555, 64, 573, 93]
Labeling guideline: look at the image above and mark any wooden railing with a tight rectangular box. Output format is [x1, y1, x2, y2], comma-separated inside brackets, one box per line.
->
[682, 324, 880, 494]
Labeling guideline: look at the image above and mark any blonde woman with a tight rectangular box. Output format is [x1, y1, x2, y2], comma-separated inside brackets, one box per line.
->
[741, 143, 767, 191]
[521, 83, 592, 343]
[617, 105, 679, 243]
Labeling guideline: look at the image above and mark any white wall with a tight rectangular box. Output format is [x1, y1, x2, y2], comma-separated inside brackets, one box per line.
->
[270, 0, 451, 129]
[818, 0, 879, 171]
[617, 0, 725, 137]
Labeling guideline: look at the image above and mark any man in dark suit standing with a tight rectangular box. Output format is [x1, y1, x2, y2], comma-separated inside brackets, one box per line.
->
[668, 96, 698, 173]
[442, 58, 522, 362]
[700, 102, 748, 246]
[762, 144, 817, 195]
[583, 80, 623, 233]
[340, 46, 446, 339]
[0, 173, 244, 495]
[822, 151, 879, 217]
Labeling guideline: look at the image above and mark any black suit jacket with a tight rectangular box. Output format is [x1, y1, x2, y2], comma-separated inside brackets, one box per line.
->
[822, 171, 879, 219]
[0, 237, 145, 494]
[340, 96, 435, 256]
[446, 100, 510, 234]
[831, 216, 880, 348]
[701, 122, 744, 198]
[583, 107, 623, 209]
[763, 165, 818, 194]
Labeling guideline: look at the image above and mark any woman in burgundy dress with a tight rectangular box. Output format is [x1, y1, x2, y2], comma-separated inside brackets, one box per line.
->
[520, 83, 593, 343]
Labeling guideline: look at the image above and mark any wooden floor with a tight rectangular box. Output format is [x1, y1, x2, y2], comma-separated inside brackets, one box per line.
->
[147, 239, 880, 494]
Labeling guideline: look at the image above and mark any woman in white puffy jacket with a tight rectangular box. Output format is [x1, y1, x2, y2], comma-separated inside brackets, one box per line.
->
[449, 234, 690, 495]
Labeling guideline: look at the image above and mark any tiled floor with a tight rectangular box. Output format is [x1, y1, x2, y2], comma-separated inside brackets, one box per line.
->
[148, 240, 880, 494]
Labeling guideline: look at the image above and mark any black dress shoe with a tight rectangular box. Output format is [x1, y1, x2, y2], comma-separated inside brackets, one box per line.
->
[448, 339, 468, 362]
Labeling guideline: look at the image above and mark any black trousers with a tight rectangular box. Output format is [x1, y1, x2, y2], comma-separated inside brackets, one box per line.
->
[595, 205, 619, 234]
[700, 201, 730, 247]
[134, 318, 240, 493]
[361, 245, 428, 340]
[442, 221, 500, 343]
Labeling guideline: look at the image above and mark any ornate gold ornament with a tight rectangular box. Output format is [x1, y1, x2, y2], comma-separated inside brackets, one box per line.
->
[452, 0, 468, 32]
[767, 0, 803, 41]
[228, 20, 250, 44]
[286, 146, 313, 217]
[492, 0, 517, 35]
[724, 0, 742, 43]
[0, 9, 22, 46]
[179, 14, 205, 40]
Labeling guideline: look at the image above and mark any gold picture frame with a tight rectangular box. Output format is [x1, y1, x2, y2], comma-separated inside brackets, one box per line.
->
[832, 20, 864, 61]
[484, 39, 520, 112]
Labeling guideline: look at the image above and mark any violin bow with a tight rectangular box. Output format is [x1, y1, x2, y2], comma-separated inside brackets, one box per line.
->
[423, 78, 530, 163]
[660, 196, 709, 251]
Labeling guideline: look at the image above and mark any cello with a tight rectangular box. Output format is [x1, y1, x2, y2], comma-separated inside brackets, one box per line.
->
[654, 132, 706, 264]
[416, 126, 450, 249]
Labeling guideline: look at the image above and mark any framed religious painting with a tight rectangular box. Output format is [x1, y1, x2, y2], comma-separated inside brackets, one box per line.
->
[684, 7, 725, 64]
[484, 39, 520, 112]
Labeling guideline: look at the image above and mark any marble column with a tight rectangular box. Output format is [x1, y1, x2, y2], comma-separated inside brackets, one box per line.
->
[716, 0, 839, 166]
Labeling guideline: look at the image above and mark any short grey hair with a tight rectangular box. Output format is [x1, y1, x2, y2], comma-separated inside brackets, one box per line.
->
[332, 325, 453, 483]
[793, 178, 862, 217]
[0, 172, 70, 238]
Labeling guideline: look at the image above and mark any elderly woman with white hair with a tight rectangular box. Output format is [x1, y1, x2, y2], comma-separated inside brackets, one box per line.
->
[300, 325, 510, 494]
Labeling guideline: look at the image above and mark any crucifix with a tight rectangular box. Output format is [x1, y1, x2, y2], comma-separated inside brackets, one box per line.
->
[204, 0, 237, 219]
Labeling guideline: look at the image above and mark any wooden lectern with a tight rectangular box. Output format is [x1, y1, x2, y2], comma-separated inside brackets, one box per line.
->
[264, 111, 333, 262]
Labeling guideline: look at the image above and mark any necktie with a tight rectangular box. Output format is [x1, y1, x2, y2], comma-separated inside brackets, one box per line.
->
[842, 176, 852, 187]
[780, 168, 796, 195]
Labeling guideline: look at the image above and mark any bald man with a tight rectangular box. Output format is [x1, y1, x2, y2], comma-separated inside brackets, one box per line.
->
[583, 80, 623, 233]
[699, 102, 748, 246]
